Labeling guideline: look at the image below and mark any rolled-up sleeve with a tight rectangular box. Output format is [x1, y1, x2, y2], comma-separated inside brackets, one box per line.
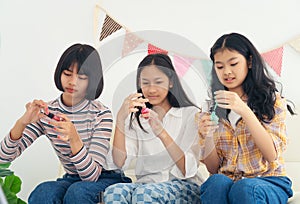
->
[170, 109, 201, 179]
[262, 95, 288, 158]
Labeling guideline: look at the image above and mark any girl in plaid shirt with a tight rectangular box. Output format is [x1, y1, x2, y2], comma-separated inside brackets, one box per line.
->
[198, 33, 295, 204]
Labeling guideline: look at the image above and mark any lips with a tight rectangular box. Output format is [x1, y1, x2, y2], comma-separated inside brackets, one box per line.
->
[147, 96, 158, 100]
[224, 77, 235, 83]
[66, 88, 77, 93]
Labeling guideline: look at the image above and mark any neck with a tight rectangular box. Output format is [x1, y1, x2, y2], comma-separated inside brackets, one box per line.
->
[62, 94, 84, 107]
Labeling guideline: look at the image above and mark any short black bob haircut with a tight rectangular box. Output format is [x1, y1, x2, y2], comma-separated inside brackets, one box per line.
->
[54, 43, 104, 100]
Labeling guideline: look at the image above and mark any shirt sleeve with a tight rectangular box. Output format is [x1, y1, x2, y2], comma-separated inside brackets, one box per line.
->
[0, 121, 44, 163]
[70, 108, 113, 181]
[122, 117, 138, 171]
[262, 95, 288, 159]
[170, 108, 201, 179]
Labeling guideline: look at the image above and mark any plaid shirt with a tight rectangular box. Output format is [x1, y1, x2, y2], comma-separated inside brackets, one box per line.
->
[208, 94, 288, 181]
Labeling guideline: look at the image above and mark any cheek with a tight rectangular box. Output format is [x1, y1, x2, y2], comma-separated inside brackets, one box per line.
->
[215, 70, 223, 80]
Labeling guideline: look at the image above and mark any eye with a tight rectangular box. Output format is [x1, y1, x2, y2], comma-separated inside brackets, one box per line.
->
[78, 75, 88, 80]
[155, 81, 163, 84]
[63, 71, 72, 76]
[141, 81, 149, 85]
[231, 62, 238, 66]
[215, 65, 223, 69]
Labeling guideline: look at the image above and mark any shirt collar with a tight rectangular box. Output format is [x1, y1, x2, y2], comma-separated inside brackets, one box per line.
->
[166, 107, 182, 118]
[58, 94, 90, 113]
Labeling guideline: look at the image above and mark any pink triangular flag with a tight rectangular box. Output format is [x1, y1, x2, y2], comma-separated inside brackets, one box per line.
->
[261, 47, 283, 76]
[173, 55, 194, 78]
[122, 31, 144, 57]
[148, 43, 168, 55]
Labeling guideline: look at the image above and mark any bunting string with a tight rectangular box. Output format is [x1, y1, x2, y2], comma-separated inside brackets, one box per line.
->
[95, 4, 300, 79]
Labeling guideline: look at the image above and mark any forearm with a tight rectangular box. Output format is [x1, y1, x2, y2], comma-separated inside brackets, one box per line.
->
[69, 136, 84, 155]
[158, 130, 186, 176]
[242, 106, 277, 162]
[112, 120, 127, 168]
[10, 119, 27, 140]
[201, 137, 220, 174]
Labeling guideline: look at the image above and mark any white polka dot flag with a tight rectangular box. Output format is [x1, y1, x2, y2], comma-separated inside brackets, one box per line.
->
[261, 47, 283, 76]
[288, 35, 300, 53]
[122, 31, 145, 57]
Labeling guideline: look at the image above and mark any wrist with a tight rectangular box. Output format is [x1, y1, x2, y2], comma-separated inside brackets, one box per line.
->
[157, 129, 168, 140]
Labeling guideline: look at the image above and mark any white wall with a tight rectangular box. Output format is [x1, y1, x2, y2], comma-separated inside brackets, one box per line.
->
[1, 0, 300, 201]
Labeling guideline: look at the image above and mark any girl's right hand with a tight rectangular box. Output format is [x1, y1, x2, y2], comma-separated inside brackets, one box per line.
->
[196, 112, 218, 139]
[19, 99, 48, 125]
[117, 93, 149, 121]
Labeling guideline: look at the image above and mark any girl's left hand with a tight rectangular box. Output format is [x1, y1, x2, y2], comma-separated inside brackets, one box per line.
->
[142, 109, 164, 137]
[214, 90, 247, 115]
[49, 114, 81, 143]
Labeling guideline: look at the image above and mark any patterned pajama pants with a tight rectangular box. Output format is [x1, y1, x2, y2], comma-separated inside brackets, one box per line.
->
[104, 179, 200, 204]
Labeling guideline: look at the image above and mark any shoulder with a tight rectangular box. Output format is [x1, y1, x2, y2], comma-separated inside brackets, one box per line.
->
[181, 106, 200, 115]
[47, 98, 59, 107]
[274, 93, 287, 111]
[170, 106, 199, 120]
[89, 100, 112, 116]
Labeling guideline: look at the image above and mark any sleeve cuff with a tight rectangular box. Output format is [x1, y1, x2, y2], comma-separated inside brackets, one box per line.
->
[170, 152, 198, 179]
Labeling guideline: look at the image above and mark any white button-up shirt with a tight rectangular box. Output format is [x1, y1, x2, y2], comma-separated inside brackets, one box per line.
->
[122, 106, 204, 184]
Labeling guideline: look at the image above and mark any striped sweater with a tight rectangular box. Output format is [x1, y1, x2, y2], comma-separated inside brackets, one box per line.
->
[0, 96, 113, 181]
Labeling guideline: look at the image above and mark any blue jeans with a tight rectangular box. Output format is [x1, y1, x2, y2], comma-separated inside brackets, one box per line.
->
[200, 174, 293, 204]
[28, 170, 131, 204]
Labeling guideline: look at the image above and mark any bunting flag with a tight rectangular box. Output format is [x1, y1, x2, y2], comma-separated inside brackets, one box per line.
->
[148, 43, 168, 55]
[122, 31, 145, 57]
[99, 15, 123, 41]
[173, 55, 195, 78]
[95, 4, 300, 79]
[288, 35, 300, 52]
[200, 59, 213, 84]
[261, 47, 283, 76]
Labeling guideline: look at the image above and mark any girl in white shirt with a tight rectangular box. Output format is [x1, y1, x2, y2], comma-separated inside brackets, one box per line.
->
[104, 53, 204, 203]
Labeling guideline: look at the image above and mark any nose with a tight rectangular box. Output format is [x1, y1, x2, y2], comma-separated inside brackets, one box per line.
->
[69, 74, 78, 85]
[148, 83, 157, 93]
[224, 66, 232, 75]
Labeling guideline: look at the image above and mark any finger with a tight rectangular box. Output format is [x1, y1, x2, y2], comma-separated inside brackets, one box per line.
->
[128, 93, 143, 101]
[141, 112, 150, 119]
[56, 113, 68, 122]
[131, 101, 146, 108]
[129, 107, 139, 113]
[25, 102, 31, 109]
[57, 135, 69, 142]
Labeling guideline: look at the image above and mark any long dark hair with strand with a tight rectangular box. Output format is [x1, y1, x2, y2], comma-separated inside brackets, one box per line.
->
[130, 53, 199, 132]
[210, 32, 295, 122]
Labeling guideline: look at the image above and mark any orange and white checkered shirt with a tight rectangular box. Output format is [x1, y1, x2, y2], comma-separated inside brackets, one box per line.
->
[207, 94, 288, 181]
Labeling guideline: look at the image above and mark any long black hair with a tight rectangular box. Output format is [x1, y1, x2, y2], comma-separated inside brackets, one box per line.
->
[130, 53, 199, 131]
[210, 33, 295, 122]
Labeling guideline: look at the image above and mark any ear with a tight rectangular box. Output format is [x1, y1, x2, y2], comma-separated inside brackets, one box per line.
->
[169, 81, 173, 89]
[248, 55, 253, 69]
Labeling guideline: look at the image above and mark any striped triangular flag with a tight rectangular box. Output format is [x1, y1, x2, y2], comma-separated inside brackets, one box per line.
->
[99, 15, 122, 41]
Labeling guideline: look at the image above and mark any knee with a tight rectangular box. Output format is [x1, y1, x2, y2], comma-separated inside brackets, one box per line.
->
[29, 181, 60, 203]
[104, 183, 131, 203]
[201, 174, 233, 191]
[229, 178, 261, 203]
[64, 182, 90, 200]
[132, 186, 165, 203]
